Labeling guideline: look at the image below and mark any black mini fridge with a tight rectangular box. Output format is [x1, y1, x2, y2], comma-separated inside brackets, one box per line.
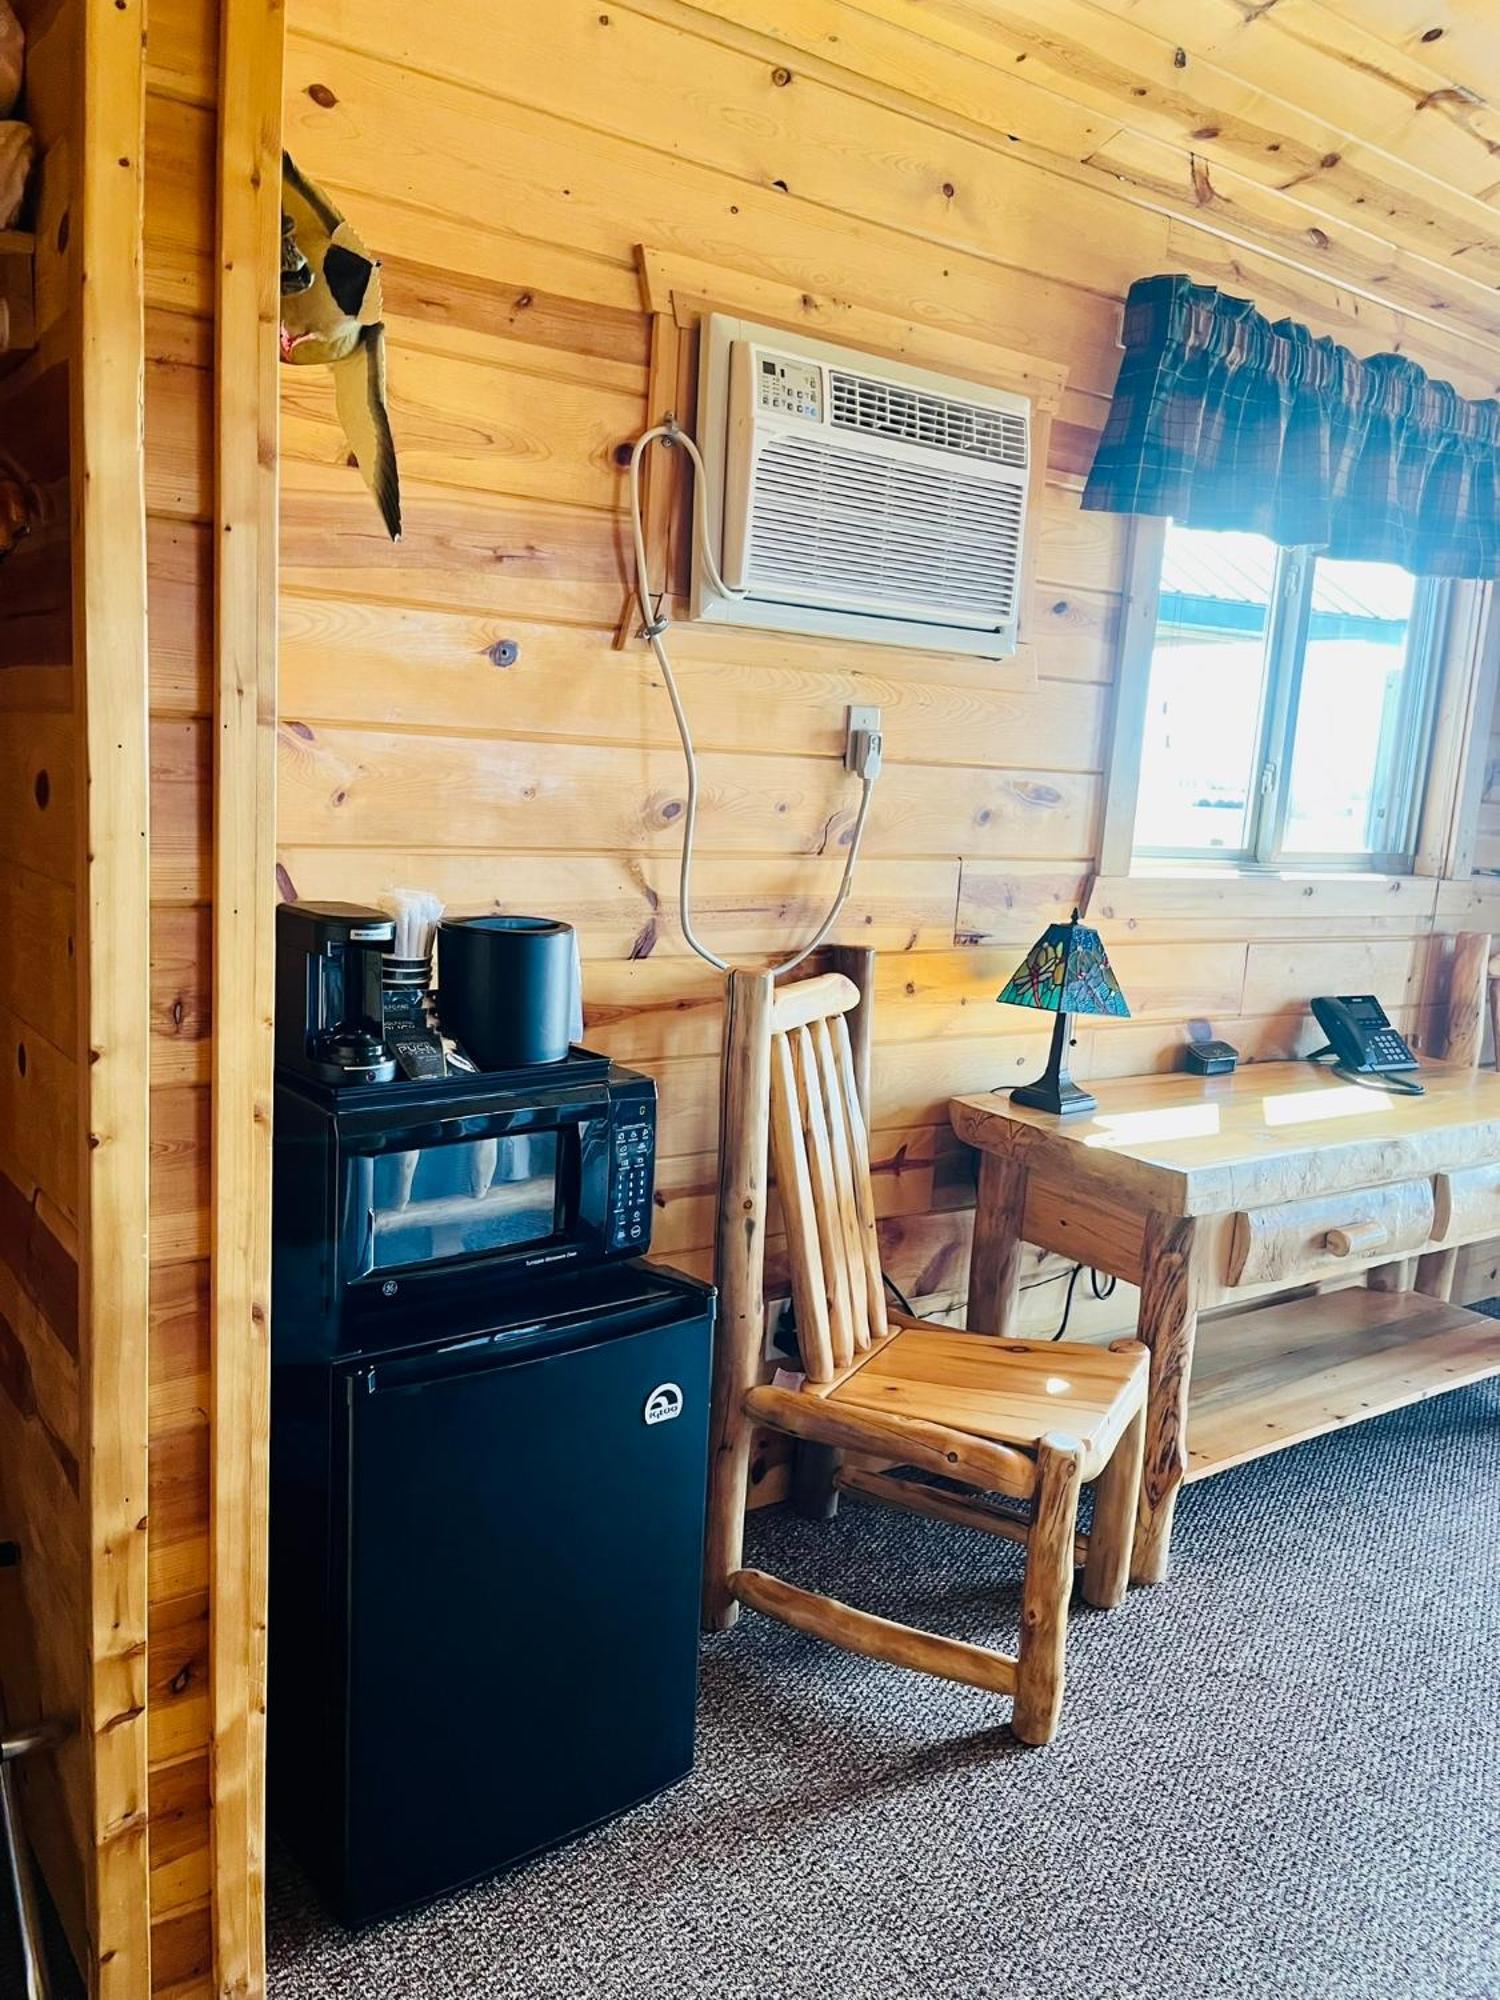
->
[269, 1262, 716, 1924]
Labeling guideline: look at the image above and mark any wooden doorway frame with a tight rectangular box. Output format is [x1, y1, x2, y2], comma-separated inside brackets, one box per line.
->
[75, 1, 152, 1990]
[210, 1, 285, 1992]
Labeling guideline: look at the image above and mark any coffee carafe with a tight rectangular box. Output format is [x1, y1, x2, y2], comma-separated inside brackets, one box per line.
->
[275, 902, 398, 1085]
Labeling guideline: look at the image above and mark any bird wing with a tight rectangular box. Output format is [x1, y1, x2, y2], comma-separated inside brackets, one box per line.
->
[330, 218, 384, 324]
[332, 323, 401, 541]
[323, 235, 381, 323]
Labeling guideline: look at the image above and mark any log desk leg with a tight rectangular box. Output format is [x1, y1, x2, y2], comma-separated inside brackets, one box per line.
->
[968, 1154, 1028, 1336]
[966, 1155, 1203, 1585]
[1130, 1212, 1201, 1585]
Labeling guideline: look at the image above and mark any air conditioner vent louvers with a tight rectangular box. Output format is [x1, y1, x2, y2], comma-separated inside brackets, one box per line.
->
[829, 370, 1029, 469]
[747, 438, 1023, 621]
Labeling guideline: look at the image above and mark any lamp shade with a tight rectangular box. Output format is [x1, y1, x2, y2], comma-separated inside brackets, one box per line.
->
[997, 910, 1130, 1020]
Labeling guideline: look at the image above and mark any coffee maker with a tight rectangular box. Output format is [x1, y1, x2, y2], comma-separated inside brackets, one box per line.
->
[275, 901, 398, 1085]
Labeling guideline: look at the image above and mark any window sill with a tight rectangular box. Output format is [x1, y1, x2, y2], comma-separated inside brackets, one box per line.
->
[1122, 862, 1418, 885]
[1089, 868, 1438, 931]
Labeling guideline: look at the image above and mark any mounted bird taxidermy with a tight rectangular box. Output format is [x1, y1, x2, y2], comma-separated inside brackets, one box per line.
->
[280, 152, 401, 540]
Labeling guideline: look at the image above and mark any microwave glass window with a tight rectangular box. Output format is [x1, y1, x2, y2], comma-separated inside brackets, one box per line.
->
[355, 1134, 561, 1271]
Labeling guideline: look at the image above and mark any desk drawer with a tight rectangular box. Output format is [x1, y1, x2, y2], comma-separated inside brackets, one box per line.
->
[1226, 1179, 1434, 1288]
[1432, 1165, 1500, 1244]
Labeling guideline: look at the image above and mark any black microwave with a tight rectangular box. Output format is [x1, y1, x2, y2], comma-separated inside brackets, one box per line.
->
[271, 1047, 657, 1363]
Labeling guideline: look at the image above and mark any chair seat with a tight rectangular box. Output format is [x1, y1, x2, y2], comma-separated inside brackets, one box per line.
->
[822, 1321, 1148, 1480]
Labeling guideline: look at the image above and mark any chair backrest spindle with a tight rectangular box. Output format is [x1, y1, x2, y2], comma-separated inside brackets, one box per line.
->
[810, 1017, 869, 1352]
[788, 1022, 855, 1368]
[767, 973, 890, 1383]
[830, 1010, 889, 1344]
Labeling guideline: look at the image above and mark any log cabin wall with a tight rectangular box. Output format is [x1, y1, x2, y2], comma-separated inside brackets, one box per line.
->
[1, 0, 154, 1987]
[273, 0, 1500, 1374]
[0, 0, 89, 1963]
[13, 0, 1491, 1991]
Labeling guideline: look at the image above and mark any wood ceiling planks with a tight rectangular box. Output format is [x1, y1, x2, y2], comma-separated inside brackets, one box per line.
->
[662, 0, 1500, 364]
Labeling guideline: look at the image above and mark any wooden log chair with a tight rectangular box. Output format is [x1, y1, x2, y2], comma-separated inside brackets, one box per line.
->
[703, 968, 1151, 1746]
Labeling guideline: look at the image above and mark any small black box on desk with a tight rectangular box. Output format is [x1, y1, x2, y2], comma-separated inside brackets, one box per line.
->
[1183, 1039, 1239, 1076]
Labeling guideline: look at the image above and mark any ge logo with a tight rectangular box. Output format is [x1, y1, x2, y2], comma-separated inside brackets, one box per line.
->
[643, 1382, 683, 1426]
[381, 1280, 398, 1298]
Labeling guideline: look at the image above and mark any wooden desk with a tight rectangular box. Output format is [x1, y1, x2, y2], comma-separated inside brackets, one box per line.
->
[951, 1062, 1500, 1584]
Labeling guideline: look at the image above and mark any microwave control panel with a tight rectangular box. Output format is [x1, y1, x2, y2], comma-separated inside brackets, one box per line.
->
[608, 1096, 657, 1252]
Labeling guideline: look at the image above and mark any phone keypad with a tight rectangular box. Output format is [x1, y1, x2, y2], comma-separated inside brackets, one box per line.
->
[1370, 1030, 1415, 1068]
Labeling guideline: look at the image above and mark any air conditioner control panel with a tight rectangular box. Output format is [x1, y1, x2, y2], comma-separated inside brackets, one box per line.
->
[756, 353, 822, 421]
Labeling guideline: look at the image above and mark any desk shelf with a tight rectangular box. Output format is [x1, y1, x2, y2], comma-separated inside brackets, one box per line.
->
[1184, 1287, 1500, 1483]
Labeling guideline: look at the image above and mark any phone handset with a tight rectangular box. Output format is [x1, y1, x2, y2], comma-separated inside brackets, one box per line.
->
[1308, 995, 1423, 1095]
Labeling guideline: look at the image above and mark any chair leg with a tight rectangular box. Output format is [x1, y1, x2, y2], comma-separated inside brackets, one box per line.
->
[703, 1393, 755, 1632]
[791, 1440, 842, 1520]
[703, 967, 775, 1631]
[1012, 1435, 1083, 1747]
[1082, 1399, 1146, 1611]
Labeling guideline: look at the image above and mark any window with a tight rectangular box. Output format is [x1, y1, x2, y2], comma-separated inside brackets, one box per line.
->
[1121, 520, 1451, 873]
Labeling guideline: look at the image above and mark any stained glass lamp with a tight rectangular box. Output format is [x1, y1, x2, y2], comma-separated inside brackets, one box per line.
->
[996, 909, 1129, 1117]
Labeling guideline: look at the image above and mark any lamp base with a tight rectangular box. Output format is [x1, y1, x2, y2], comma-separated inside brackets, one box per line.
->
[1010, 1074, 1097, 1118]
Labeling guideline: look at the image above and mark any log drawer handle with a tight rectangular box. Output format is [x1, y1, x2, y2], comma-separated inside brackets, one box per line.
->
[1324, 1219, 1389, 1258]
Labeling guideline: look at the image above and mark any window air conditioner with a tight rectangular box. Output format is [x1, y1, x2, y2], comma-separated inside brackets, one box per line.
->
[691, 314, 1032, 659]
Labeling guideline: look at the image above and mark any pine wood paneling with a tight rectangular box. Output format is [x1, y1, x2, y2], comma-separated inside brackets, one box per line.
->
[276, 725, 1100, 861]
[75, 0, 155, 1982]
[272, 0, 1500, 1396]
[277, 849, 967, 960]
[0, 24, 88, 1969]
[141, 0, 223, 1985]
[7, 0, 1480, 1987]
[210, 7, 284, 1988]
[276, 604, 1107, 771]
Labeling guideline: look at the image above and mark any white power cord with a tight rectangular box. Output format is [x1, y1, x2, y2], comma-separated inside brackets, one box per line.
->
[626, 422, 879, 976]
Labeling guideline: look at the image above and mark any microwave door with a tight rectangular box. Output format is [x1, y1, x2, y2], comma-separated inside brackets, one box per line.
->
[365, 1132, 564, 1272]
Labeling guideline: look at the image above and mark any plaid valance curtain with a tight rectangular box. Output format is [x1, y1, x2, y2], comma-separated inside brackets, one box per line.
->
[1082, 273, 1500, 578]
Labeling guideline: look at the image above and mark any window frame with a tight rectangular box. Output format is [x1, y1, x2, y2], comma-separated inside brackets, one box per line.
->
[1100, 516, 1499, 886]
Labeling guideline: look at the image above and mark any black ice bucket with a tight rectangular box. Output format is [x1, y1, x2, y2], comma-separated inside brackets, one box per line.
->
[436, 915, 578, 1070]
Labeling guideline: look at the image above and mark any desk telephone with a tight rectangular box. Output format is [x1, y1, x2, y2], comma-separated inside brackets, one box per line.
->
[1309, 994, 1421, 1086]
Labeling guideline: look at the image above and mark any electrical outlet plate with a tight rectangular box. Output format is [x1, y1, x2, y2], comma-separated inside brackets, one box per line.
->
[845, 704, 881, 771]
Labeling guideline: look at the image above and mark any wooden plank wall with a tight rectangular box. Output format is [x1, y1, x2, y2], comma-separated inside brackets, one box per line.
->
[75, 0, 155, 1980]
[0, 0, 88, 1962]
[269, 0, 1500, 1382]
[142, 0, 221, 1989]
[2, 0, 154, 1982]
[109, 0, 1500, 1984]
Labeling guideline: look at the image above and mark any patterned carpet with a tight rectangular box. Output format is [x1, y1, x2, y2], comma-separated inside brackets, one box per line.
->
[267, 1379, 1500, 2000]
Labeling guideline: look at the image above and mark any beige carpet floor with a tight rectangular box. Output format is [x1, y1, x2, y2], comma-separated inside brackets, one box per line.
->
[265, 1377, 1500, 2000]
